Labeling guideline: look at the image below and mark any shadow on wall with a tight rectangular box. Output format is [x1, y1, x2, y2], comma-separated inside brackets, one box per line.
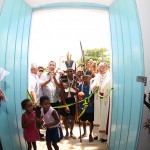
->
[0, 138, 3, 150]
[143, 93, 150, 133]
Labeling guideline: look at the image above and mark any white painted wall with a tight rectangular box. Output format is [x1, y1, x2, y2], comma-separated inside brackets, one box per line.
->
[0, 0, 3, 13]
[136, 0, 150, 149]
[25, 0, 114, 8]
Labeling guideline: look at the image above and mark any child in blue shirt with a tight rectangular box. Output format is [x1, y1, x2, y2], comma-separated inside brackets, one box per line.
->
[78, 71, 94, 142]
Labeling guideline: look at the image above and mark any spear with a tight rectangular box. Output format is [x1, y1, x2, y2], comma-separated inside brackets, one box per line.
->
[78, 41, 87, 142]
[75, 62, 82, 143]
[80, 41, 86, 73]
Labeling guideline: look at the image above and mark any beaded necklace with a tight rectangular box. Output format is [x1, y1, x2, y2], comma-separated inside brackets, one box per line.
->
[67, 76, 75, 97]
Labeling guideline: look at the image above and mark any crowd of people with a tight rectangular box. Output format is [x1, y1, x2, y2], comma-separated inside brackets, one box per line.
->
[21, 53, 112, 150]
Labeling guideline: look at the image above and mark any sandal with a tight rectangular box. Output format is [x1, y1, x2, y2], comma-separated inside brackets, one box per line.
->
[100, 138, 107, 143]
[94, 136, 98, 140]
[89, 135, 94, 142]
[64, 134, 70, 139]
[70, 134, 77, 139]
[78, 133, 87, 139]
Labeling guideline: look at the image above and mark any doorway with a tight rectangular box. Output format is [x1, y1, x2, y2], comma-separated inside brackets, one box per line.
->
[0, 1, 144, 150]
[29, 9, 112, 149]
[29, 9, 111, 68]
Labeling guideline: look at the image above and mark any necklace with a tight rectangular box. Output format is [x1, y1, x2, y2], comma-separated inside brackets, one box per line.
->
[99, 72, 108, 94]
[67, 76, 74, 97]
[100, 72, 107, 84]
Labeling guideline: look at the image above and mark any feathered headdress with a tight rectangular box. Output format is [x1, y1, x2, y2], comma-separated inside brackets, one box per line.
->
[64, 52, 75, 70]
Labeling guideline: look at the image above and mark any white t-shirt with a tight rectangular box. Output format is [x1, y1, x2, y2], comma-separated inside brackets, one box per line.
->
[41, 106, 59, 128]
[41, 72, 60, 103]
[29, 73, 41, 103]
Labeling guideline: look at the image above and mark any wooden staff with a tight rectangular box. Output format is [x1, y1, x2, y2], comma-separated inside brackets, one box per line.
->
[78, 41, 87, 142]
[80, 41, 86, 73]
[75, 62, 82, 142]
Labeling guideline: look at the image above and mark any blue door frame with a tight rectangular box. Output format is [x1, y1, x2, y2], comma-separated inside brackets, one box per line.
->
[0, 0, 144, 150]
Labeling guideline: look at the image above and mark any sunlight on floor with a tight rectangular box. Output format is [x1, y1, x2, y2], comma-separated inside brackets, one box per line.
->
[37, 123, 109, 150]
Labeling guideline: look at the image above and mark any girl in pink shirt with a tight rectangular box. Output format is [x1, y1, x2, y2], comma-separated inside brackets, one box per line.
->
[21, 99, 42, 150]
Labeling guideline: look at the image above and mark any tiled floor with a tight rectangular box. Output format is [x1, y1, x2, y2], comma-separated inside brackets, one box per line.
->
[37, 123, 109, 150]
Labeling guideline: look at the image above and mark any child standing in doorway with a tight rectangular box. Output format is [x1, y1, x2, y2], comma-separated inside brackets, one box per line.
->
[40, 95, 63, 150]
[21, 99, 41, 150]
[78, 71, 94, 142]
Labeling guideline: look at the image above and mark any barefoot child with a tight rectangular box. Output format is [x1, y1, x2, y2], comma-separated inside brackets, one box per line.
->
[40, 95, 63, 150]
[78, 71, 94, 142]
[21, 99, 42, 150]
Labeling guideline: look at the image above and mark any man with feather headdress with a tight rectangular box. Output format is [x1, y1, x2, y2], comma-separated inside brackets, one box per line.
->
[60, 52, 77, 139]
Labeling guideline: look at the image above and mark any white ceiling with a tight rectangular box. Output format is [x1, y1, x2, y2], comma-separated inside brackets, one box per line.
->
[25, 0, 114, 8]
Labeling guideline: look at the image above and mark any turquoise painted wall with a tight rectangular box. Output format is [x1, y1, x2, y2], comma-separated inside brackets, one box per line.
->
[0, 0, 32, 149]
[109, 0, 144, 150]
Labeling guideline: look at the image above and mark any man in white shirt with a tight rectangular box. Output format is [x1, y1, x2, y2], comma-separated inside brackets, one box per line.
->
[41, 61, 60, 114]
[92, 62, 111, 142]
[37, 66, 44, 98]
[29, 63, 39, 105]
[29, 63, 44, 140]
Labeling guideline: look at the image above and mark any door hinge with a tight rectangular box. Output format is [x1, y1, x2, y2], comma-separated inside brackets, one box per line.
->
[136, 76, 147, 86]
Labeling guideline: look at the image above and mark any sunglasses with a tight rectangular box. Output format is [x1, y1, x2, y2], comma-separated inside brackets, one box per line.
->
[39, 70, 43, 72]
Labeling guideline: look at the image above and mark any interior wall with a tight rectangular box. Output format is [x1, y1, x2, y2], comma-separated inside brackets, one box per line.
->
[0, 0, 32, 149]
[136, 0, 150, 150]
[109, 0, 144, 149]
